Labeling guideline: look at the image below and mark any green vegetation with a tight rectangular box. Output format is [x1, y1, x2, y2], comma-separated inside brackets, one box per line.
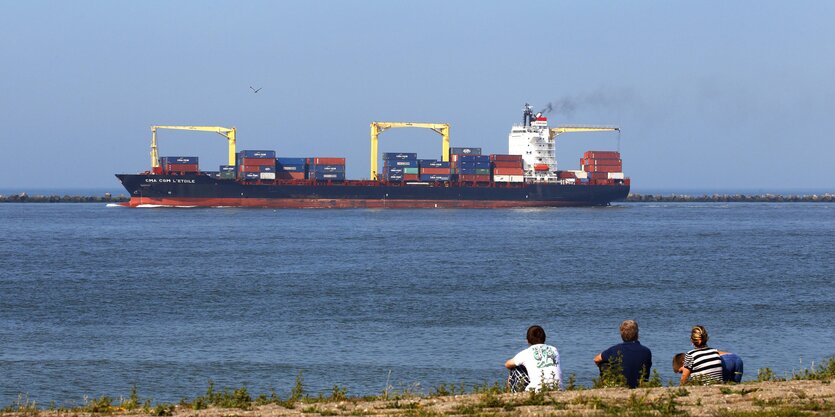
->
[792, 356, 835, 381]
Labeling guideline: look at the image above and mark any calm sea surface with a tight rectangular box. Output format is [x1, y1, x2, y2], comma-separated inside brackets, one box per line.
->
[1, 203, 833, 405]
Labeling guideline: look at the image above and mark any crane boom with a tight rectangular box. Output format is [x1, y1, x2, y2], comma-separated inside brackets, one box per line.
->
[150, 125, 237, 168]
[369, 122, 450, 180]
[548, 126, 619, 140]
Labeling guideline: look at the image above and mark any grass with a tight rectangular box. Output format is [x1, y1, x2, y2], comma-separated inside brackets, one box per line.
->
[792, 356, 835, 381]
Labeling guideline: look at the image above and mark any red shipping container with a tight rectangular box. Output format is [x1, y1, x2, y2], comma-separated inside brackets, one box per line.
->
[492, 161, 523, 168]
[583, 157, 622, 165]
[313, 157, 346, 165]
[276, 171, 306, 180]
[493, 167, 524, 175]
[583, 165, 622, 173]
[419, 167, 451, 175]
[584, 151, 620, 159]
[152, 166, 163, 174]
[588, 172, 610, 180]
[239, 158, 275, 166]
[557, 171, 576, 179]
[163, 163, 199, 172]
[238, 165, 263, 173]
[489, 154, 523, 162]
[459, 174, 491, 182]
[403, 174, 419, 181]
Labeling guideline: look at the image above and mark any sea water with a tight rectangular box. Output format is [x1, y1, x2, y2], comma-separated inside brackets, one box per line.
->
[0, 203, 833, 405]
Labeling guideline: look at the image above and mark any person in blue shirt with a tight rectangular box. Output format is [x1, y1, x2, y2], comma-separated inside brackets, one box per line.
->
[673, 351, 744, 383]
[593, 320, 653, 388]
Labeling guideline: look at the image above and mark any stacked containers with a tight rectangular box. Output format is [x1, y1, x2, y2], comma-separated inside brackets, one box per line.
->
[382, 153, 418, 181]
[490, 154, 524, 183]
[160, 156, 199, 174]
[275, 157, 308, 180]
[237, 150, 277, 180]
[457, 154, 491, 182]
[219, 165, 236, 180]
[309, 157, 346, 181]
[581, 151, 622, 184]
[418, 159, 451, 182]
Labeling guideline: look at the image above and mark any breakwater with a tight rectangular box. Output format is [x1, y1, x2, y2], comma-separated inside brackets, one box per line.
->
[626, 193, 833, 202]
[0, 193, 129, 203]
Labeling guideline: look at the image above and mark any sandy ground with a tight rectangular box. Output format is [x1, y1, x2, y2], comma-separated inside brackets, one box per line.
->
[5, 380, 833, 417]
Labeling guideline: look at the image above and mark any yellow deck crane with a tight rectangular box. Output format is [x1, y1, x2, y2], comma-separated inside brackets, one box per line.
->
[150, 125, 237, 168]
[369, 122, 450, 181]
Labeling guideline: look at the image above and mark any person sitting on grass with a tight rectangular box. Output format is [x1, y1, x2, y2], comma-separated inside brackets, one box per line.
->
[677, 325, 724, 385]
[505, 325, 563, 392]
[593, 319, 653, 388]
[674, 349, 743, 383]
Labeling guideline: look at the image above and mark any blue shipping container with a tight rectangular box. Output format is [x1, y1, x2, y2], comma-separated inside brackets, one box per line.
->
[419, 174, 451, 181]
[311, 164, 345, 173]
[241, 172, 260, 180]
[219, 165, 236, 172]
[385, 166, 404, 174]
[240, 150, 277, 159]
[382, 152, 418, 160]
[161, 156, 199, 164]
[419, 160, 451, 168]
[310, 172, 345, 180]
[259, 166, 275, 173]
[385, 174, 404, 181]
[276, 163, 306, 172]
[458, 155, 490, 162]
[386, 160, 418, 167]
[458, 161, 490, 169]
[276, 157, 307, 165]
[450, 147, 482, 155]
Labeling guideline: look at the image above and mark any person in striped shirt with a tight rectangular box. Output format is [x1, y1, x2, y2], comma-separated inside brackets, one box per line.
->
[678, 325, 724, 385]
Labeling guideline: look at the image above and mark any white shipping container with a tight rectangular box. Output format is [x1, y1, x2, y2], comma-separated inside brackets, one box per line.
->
[493, 175, 511, 182]
[561, 178, 576, 185]
[508, 175, 525, 182]
[607, 172, 624, 179]
[569, 170, 588, 179]
[260, 173, 276, 180]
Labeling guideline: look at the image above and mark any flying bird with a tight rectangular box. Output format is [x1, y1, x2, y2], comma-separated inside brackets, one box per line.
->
[250, 86, 262, 93]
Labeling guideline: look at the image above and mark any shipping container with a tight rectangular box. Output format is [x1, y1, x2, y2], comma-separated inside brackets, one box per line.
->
[459, 168, 490, 175]
[556, 171, 576, 179]
[259, 166, 275, 173]
[419, 174, 451, 182]
[450, 147, 482, 155]
[458, 174, 491, 182]
[403, 167, 419, 174]
[240, 150, 277, 159]
[458, 161, 490, 169]
[310, 172, 346, 180]
[276, 164, 306, 172]
[219, 172, 236, 180]
[489, 154, 523, 162]
[419, 167, 452, 175]
[382, 152, 417, 160]
[312, 157, 346, 165]
[162, 163, 199, 172]
[219, 165, 236, 172]
[385, 166, 404, 174]
[569, 170, 589, 179]
[583, 151, 620, 159]
[493, 175, 525, 183]
[260, 172, 276, 180]
[241, 172, 260, 180]
[386, 174, 404, 181]
[388, 160, 418, 167]
[161, 156, 199, 165]
[582, 165, 622, 173]
[493, 167, 524, 176]
[458, 154, 490, 162]
[491, 160, 523, 168]
[403, 174, 419, 181]
[311, 164, 345, 173]
[588, 172, 610, 180]
[418, 160, 451, 168]
[276, 157, 307, 165]
[238, 165, 261, 173]
[239, 158, 276, 166]
[608, 172, 625, 179]
[276, 171, 306, 180]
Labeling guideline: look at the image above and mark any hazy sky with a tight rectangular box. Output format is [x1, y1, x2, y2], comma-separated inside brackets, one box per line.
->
[2, 1, 834, 192]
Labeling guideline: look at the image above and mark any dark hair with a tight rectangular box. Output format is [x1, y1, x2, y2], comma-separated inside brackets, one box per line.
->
[526, 325, 546, 344]
[620, 320, 639, 342]
[672, 353, 686, 373]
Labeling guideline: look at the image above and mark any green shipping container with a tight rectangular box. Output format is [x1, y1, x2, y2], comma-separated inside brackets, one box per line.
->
[404, 167, 419, 174]
[475, 168, 490, 175]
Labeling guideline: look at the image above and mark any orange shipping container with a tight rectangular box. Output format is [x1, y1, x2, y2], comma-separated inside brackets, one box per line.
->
[163, 163, 199, 172]
[312, 157, 346, 165]
[276, 171, 306, 180]
[419, 167, 451, 175]
[493, 167, 524, 176]
[584, 151, 620, 159]
[240, 158, 276, 166]
[492, 161, 523, 168]
[459, 174, 491, 182]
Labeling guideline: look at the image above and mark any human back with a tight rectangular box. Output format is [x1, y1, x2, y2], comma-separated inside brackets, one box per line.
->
[681, 325, 723, 384]
[593, 320, 653, 388]
[505, 325, 562, 391]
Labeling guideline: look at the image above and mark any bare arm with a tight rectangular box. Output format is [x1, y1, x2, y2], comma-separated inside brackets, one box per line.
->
[505, 358, 517, 369]
[593, 353, 604, 365]
[680, 368, 691, 385]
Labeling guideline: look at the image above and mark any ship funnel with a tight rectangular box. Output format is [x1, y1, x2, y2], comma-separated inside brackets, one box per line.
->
[523, 103, 534, 126]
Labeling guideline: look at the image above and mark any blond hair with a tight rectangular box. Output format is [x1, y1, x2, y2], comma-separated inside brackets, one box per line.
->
[690, 325, 709, 348]
[620, 320, 639, 342]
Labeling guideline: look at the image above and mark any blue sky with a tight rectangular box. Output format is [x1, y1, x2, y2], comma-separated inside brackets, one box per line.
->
[2, 1, 834, 192]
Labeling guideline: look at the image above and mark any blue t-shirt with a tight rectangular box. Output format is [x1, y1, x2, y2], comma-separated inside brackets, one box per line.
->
[720, 353, 744, 383]
[600, 341, 653, 388]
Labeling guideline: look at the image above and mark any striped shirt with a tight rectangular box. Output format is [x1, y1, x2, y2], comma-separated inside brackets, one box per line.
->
[683, 347, 723, 384]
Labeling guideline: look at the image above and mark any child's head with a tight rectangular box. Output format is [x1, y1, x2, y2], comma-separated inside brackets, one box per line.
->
[672, 353, 685, 373]
[526, 325, 546, 345]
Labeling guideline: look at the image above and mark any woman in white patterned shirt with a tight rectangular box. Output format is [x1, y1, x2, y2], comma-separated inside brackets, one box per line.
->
[679, 325, 724, 385]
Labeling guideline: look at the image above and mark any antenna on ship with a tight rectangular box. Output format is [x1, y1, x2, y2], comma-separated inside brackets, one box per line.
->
[523, 103, 534, 126]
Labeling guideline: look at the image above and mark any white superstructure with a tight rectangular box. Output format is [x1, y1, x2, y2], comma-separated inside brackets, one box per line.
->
[508, 104, 558, 182]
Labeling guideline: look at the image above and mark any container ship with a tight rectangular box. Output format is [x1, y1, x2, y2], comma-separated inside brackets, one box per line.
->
[116, 105, 629, 208]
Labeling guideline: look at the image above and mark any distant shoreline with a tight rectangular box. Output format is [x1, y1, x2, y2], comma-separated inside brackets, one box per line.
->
[0, 192, 832, 203]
